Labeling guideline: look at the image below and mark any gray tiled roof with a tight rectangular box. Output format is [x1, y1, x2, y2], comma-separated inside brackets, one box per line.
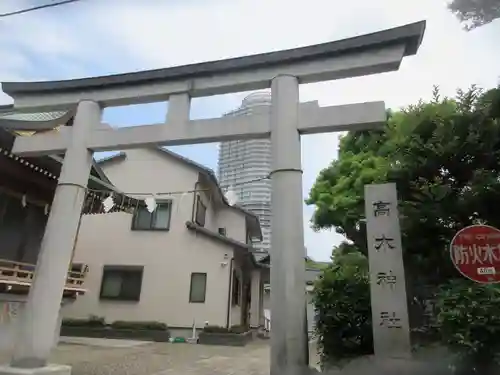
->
[253, 252, 270, 262]
[0, 110, 67, 122]
[0, 105, 73, 131]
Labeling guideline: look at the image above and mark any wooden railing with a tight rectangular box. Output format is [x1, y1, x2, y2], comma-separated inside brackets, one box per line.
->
[0, 259, 88, 292]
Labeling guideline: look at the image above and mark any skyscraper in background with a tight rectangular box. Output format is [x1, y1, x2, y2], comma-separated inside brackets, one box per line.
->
[217, 92, 272, 253]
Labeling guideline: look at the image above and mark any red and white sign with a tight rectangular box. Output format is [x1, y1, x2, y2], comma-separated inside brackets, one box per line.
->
[450, 225, 500, 283]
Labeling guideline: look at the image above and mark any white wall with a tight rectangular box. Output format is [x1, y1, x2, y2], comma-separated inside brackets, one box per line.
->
[216, 208, 247, 243]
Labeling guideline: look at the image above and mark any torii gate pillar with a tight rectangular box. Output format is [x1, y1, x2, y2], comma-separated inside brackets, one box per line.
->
[8, 101, 100, 373]
[270, 75, 307, 375]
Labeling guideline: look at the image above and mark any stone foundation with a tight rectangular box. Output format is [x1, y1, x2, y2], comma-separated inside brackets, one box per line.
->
[0, 364, 70, 375]
[0, 297, 63, 353]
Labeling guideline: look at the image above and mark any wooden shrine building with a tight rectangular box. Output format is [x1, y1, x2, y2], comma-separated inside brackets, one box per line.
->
[0, 105, 138, 299]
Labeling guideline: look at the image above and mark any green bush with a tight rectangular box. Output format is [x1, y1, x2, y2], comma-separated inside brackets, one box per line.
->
[61, 318, 94, 327]
[312, 251, 373, 366]
[202, 325, 248, 334]
[229, 325, 248, 334]
[110, 320, 168, 330]
[62, 315, 106, 327]
[202, 325, 229, 333]
[436, 279, 500, 372]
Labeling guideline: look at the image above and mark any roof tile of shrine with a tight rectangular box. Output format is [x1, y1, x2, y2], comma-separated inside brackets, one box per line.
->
[0, 105, 141, 212]
[0, 107, 66, 122]
[0, 104, 72, 131]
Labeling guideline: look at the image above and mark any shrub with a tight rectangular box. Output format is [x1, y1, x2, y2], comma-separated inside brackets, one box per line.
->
[312, 252, 373, 367]
[88, 315, 106, 327]
[110, 320, 168, 330]
[61, 318, 93, 327]
[436, 279, 500, 373]
[229, 325, 248, 334]
[202, 325, 248, 334]
[203, 325, 229, 333]
[62, 315, 106, 327]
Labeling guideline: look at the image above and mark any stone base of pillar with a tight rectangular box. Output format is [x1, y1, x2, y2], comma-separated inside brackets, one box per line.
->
[307, 367, 320, 374]
[0, 364, 71, 375]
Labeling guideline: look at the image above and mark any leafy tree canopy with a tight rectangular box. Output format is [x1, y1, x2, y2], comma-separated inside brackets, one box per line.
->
[307, 86, 500, 287]
[448, 0, 500, 30]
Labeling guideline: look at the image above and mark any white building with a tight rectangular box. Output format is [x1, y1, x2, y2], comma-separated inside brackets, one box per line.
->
[217, 92, 272, 253]
[62, 148, 269, 337]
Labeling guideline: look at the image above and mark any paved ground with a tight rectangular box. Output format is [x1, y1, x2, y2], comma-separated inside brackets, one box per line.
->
[0, 339, 468, 375]
[0, 338, 320, 375]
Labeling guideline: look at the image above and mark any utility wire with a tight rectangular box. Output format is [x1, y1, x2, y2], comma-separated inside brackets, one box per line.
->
[9, 173, 272, 215]
[82, 174, 272, 216]
[0, 0, 82, 18]
[86, 174, 271, 197]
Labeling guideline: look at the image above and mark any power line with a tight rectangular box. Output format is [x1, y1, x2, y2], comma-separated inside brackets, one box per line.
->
[0, 0, 82, 18]
[8, 173, 271, 214]
[86, 174, 271, 197]
[82, 174, 272, 216]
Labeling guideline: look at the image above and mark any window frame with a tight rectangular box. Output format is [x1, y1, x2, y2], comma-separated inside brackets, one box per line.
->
[131, 200, 172, 231]
[189, 272, 207, 303]
[99, 265, 144, 302]
[194, 195, 207, 227]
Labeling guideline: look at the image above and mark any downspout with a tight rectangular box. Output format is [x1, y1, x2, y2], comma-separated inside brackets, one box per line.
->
[226, 258, 234, 329]
[191, 181, 201, 222]
[67, 211, 83, 298]
[70, 212, 83, 266]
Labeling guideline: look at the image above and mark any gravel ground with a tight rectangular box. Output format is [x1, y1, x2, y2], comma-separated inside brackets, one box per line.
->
[3, 341, 455, 375]
[0, 339, 319, 375]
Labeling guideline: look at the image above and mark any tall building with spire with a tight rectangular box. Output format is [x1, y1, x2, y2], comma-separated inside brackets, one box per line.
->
[217, 92, 272, 253]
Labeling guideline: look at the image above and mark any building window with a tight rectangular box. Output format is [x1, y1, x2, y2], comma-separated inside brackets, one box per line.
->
[232, 271, 241, 306]
[218, 227, 227, 236]
[132, 201, 172, 231]
[100, 266, 144, 302]
[195, 195, 206, 227]
[189, 272, 207, 303]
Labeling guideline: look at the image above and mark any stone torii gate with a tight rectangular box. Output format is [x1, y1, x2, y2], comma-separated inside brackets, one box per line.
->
[0, 21, 425, 375]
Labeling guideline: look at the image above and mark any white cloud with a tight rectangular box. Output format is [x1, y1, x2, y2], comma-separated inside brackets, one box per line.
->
[0, 0, 499, 261]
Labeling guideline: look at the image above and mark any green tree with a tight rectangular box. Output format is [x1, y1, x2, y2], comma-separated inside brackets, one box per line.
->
[448, 0, 500, 30]
[307, 86, 500, 289]
[310, 86, 500, 365]
[332, 242, 368, 273]
[313, 247, 371, 367]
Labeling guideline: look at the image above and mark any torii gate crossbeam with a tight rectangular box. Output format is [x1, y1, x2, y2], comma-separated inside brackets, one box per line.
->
[0, 20, 425, 375]
[11, 101, 386, 156]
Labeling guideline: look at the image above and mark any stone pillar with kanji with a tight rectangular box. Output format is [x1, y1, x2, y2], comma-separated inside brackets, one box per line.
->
[365, 183, 411, 358]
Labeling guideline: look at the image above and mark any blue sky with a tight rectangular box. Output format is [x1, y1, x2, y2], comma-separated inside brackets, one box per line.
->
[1, 0, 499, 261]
